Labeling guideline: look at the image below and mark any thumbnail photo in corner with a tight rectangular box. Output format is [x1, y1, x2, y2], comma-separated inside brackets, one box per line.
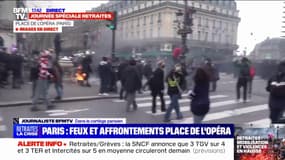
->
[234, 124, 285, 160]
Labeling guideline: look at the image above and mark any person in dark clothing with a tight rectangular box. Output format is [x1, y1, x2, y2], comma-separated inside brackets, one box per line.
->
[189, 67, 210, 123]
[118, 59, 128, 99]
[122, 59, 141, 112]
[164, 64, 186, 122]
[235, 57, 250, 103]
[0, 47, 9, 87]
[10, 51, 24, 89]
[81, 55, 92, 87]
[203, 59, 219, 92]
[136, 60, 144, 94]
[98, 57, 112, 95]
[29, 54, 40, 98]
[266, 60, 285, 123]
[142, 61, 153, 90]
[148, 61, 166, 113]
[52, 61, 63, 100]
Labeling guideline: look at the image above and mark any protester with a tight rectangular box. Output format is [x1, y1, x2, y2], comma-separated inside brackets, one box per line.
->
[52, 61, 63, 100]
[29, 51, 40, 98]
[266, 60, 285, 123]
[98, 56, 112, 95]
[164, 64, 186, 122]
[248, 64, 256, 100]
[235, 57, 250, 103]
[122, 59, 141, 112]
[0, 46, 8, 87]
[189, 67, 210, 123]
[10, 47, 23, 89]
[142, 60, 153, 90]
[31, 50, 54, 111]
[203, 58, 219, 92]
[117, 59, 128, 100]
[148, 60, 166, 113]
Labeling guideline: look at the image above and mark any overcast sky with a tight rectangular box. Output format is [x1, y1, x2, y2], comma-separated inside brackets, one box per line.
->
[27, 0, 284, 53]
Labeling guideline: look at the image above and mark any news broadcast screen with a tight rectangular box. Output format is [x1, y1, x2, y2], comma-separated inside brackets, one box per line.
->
[0, 0, 284, 159]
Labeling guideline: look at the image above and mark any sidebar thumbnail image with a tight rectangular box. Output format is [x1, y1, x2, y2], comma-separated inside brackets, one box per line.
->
[234, 124, 285, 160]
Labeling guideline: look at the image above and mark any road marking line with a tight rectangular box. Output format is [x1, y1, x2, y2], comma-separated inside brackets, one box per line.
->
[146, 100, 236, 115]
[45, 110, 65, 113]
[0, 125, 7, 131]
[49, 113, 68, 116]
[48, 108, 89, 116]
[247, 118, 271, 126]
[138, 95, 228, 108]
[174, 104, 268, 123]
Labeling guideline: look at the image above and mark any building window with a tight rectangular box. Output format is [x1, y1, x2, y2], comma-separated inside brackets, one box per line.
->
[158, 12, 161, 23]
[198, 17, 201, 26]
[131, 32, 134, 38]
[137, 17, 140, 26]
[198, 31, 201, 40]
[137, 31, 140, 39]
[219, 20, 222, 28]
[131, 19, 134, 28]
[212, 33, 215, 42]
[150, 14, 153, 24]
[143, 16, 146, 25]
[150, 29, 153, 38]
[158, 27, 160, 37]
[218, 34, 221, 42]
[143, 30, 146, 39]
[205, 32, 208, 41]
[225, 22, 228, 31]
[212, 19, 215, 28]
[205, 18, 209, 27]
[231, 24, 235, 31]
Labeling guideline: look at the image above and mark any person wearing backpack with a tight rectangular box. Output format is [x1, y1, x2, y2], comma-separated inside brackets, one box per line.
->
[266, 60, 285, 123]
[235, 57, 250, 103]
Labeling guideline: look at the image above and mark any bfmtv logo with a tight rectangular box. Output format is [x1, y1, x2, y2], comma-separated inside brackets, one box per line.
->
[13, 8, 30, 20]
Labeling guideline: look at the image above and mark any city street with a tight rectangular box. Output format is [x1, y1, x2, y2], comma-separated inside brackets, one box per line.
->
[0, 73, 272, 137]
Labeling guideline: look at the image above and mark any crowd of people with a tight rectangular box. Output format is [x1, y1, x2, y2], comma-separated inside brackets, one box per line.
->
[1, 43, 285, 123]
[0, 46, 24, 89]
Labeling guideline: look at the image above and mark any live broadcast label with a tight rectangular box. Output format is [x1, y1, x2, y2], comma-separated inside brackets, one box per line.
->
[4, 138, 233, 160]
[13, 124, 234, 138]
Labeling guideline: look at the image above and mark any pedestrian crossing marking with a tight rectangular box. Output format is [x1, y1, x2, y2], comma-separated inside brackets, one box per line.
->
[174, 104, 267, 123]
[135, 94, 228, 102]
[146, 100, 237, 115]
[47, 108, 89, 116]
[137, 95, 229, 108]
[247, 118, 271, 126]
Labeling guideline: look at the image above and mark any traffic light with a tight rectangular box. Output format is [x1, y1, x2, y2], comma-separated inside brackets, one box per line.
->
[106, 11, 117, 30]
[186, 8, 195, 26]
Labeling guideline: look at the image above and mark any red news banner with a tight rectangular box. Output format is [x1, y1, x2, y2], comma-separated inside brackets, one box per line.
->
[28, 12, 114, 20]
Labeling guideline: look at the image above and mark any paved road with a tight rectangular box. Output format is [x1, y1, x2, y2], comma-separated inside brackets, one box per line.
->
[0, 74, 273, 137]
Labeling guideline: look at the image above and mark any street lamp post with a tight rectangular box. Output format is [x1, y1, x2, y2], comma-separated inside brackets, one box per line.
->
[175, 0, 196, 63]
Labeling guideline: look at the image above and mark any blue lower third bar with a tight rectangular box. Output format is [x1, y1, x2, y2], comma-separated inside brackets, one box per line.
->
[13, 124, 234, 138]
